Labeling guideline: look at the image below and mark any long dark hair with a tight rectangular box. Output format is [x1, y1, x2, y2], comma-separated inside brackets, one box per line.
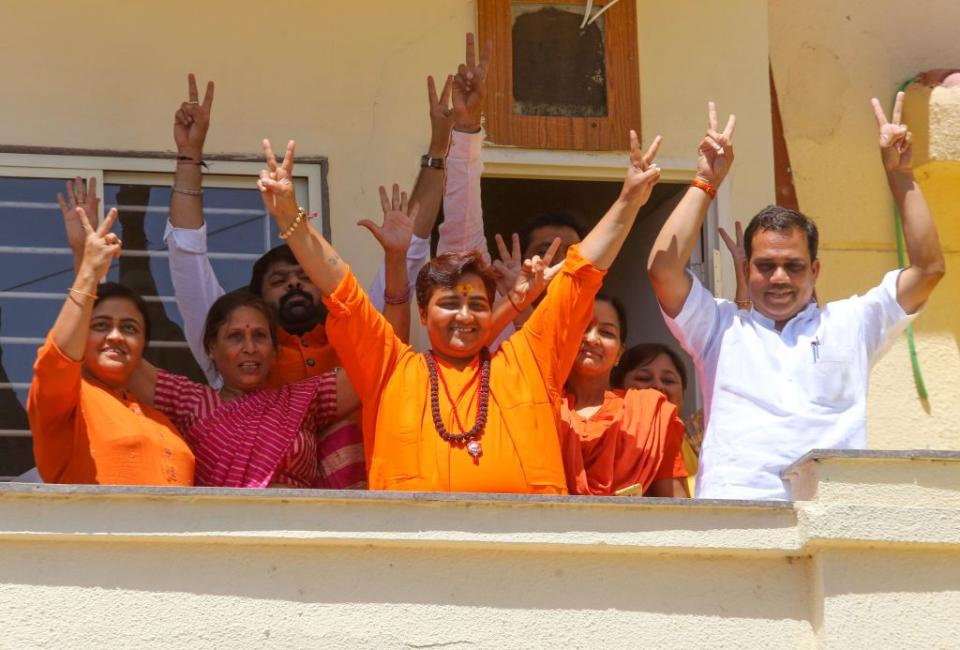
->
[202, 290, 279, 355]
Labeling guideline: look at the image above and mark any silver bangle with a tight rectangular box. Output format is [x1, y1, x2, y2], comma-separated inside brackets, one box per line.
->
[172, 186, 203, 196]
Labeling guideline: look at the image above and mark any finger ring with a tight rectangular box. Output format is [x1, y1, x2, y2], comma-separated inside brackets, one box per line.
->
[189, 100, 200, 105]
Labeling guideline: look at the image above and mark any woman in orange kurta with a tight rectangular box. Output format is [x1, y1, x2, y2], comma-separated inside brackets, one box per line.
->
[27, 207, 194, 485]
[255, 133, 662, 493]
[561, 295, 687, 496]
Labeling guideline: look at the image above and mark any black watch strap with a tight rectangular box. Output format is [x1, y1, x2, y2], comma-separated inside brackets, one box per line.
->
[420, 154, 446, 170]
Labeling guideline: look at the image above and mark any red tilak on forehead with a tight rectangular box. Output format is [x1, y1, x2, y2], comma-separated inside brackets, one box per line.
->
[456, 283, 474, 295]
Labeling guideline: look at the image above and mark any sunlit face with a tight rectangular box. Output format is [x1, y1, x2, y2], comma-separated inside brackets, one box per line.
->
[573, 300, 624, 379]
[745, 228, 820, 328]
[85, 298, 146, 388]
[419, 273, 493, 363]
[622, 353, 685, 411]
[523, 225, 581, 263]
[259, 261, 323, 332]
[209, 306, 277, 394]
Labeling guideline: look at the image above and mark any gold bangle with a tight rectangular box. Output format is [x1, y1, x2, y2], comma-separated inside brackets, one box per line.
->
[278, 207, 307, 240]
[735, 299, 752, 310]
[69, 287, 98, 301]
[172, 186, 203, 197]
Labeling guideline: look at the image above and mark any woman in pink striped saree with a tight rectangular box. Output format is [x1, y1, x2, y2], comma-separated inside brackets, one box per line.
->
[129, 290, 365, 489]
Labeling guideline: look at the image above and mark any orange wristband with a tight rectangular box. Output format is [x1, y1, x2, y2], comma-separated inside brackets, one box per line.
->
[690, 177, 717, 199]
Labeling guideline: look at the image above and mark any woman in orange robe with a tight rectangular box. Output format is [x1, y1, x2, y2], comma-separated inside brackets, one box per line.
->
[27, 208, 194, 485]
[560, 295, 687, 496]
[613, 342, 701, 497]
[254, 133, 662, 493]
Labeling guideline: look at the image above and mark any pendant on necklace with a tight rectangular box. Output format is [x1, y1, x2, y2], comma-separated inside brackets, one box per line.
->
[466, 439, 483, 463]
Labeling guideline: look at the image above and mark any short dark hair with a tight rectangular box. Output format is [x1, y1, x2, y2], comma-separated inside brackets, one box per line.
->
[202, 290, 279, 355]
[743, 205, 819, 261]
[594, 292, 628, 343]
[611, 343, 688, 390]
[94, 282, 151, 345]
[248, 245, 299, 296]
[415, 251, 498, 309]
[518, 212, 587, 257]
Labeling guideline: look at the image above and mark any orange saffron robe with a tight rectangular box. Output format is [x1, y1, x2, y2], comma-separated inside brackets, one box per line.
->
[27, 336, 195, 485]
[324, 244, 605, 493]
[264, 325, 340, 388]
[559, 388, 687, 495]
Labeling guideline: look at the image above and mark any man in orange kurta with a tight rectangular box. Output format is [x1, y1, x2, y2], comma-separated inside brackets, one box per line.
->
[323, 245, 605, 493]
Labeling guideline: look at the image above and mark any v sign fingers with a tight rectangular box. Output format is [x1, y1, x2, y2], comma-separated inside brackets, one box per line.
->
[539, 235, 563, 268]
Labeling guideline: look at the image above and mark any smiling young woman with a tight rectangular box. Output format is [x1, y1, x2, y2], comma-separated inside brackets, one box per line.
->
[257, 129, 663, 493]
[560, 296, 688, 498]
[28, 208, 195, 486]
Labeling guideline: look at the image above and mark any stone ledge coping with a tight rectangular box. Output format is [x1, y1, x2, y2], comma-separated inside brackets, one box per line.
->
[0, 482, 790, 509]
[783, 448, 960, 476]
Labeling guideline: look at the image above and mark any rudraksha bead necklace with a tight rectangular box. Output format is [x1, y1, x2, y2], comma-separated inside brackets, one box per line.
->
[426, 349, 490, 462]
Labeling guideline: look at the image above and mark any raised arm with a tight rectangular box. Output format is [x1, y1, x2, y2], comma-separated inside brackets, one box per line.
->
[358, 184, 416, 343]
[258, 140, 347, 296]
[579, 130, 663, 270]
[871, 92, 945, 314]
[439, 33, 492, 259]
[165, 75, 225, 385]
[648, 102, 736, 317]
[366, 75, 453, 315]
[412, 74, 454, 238]
[50, 209, 121, 361]
[171, 73, 214, 229]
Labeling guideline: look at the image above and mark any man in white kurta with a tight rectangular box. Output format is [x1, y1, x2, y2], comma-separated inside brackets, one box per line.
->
[647, 97, 945, 500]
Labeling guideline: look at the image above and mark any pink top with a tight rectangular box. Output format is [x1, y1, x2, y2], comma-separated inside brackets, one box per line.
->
[153, 369, 365, 489]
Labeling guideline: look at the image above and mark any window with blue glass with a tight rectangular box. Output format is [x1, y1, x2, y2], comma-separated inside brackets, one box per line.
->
[0, 160, 324, 480]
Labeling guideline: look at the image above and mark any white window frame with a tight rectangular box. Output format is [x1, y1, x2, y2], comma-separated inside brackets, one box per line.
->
[0, 150, 328, 480]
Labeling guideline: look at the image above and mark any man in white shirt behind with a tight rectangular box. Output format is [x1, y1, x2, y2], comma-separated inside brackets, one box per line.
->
[647, 95, 945, 500]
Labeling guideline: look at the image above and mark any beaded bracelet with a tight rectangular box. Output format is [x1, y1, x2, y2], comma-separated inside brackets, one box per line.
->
[278, 207, 308, 240]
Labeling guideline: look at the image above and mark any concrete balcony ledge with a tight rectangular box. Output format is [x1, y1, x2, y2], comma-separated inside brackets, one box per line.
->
[2, 451, 959, 648]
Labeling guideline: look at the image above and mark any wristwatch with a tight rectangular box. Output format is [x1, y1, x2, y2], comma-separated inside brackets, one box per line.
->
[420, 154, 446, 170]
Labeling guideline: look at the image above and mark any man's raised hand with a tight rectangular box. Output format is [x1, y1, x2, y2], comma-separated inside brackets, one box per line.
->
[174, 73, 215, 159]
[58, 177, 100, 255]
[872, 92, 913, 174]
[452, 33, 492, 132]
[695, 101, 736, 188]
[358, 184, 416, 257]
[508, 236, 563, 310]
[427, 75, 455, 156]
[620, 131, 662, 206]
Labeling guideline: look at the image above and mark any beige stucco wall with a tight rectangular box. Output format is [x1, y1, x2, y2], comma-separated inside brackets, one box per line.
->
[768, 0, 960, 450]
[2, 452, 959, 648]
[0, 0, 773, 289]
